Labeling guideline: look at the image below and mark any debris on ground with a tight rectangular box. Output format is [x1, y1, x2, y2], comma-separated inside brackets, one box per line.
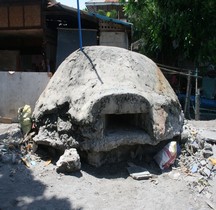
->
[17, 104, 32, 136]
[0, 120, 40, 169]
[179, 120, 216, 180]
[0, 124, 22, 164]
[168, 169, 182, 180]
[154, 141, 177, 170]
[176, 120, 216, 201]
[127, 162, 152, 180]
[0, 119, 216, 209]
[205, 199, 216, 210]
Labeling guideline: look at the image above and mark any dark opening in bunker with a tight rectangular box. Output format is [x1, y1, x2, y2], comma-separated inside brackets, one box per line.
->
[104, 114, 146, 133]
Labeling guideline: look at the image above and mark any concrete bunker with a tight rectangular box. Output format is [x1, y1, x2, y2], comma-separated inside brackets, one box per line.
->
[32, 46, 184, 166]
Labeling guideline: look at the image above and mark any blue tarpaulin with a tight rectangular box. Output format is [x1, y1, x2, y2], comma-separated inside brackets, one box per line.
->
[178, 94, 216, 109]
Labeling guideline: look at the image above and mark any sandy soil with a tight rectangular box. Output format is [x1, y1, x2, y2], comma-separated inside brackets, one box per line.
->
[188, 120, 216, 131]
[0, 123, 216, 210]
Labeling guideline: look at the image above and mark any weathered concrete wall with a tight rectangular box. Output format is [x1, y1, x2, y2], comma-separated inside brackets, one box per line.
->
[100, 32, 128, 49]
[0, 71, 50, 121]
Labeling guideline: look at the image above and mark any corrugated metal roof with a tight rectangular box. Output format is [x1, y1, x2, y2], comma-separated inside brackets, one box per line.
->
[86, 0, 104, 2]
[88, 12, 132, 28]
[87, 0, 119, 2]
[86, 0, 121, 5]
[105, 0, 119, 2]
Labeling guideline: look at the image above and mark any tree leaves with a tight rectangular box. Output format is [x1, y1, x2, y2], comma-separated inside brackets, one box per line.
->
[122, 0, 216, 65]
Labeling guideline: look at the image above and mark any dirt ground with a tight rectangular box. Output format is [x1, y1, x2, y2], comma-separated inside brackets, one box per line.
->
[0, 122, 216, 210]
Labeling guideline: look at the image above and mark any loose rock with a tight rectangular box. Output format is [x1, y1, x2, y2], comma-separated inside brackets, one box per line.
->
[56, 148, 81, 173]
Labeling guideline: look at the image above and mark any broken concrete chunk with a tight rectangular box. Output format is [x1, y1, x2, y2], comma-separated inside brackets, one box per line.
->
[60, 134, 79, 149]
[202, 168, 211, 177]
[206, 161, 213, 170]
[212, 145, 216, 157]
[57, 117, 73, 133]
[180, 125, 190, 143]
[33, 126, 64, 151]
[204, 142, 212, 151]
[56, 148, 81, 173]
[196, 134, 205, 149]
[127, 164, 152, 180]
[203, 150, 213, 159]
[200, 160, 207, 166]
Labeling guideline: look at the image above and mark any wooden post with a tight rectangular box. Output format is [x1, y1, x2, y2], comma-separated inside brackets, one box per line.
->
[184, 70, 191, 118]
[195, 88, 200, 120]
[195, 68, 200, 120]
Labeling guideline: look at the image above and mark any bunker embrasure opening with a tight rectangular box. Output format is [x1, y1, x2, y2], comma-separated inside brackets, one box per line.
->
[103, 113, 147, 133]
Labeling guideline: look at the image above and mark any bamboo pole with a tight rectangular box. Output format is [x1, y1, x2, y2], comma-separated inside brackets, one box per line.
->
[184, 70, 191, 118]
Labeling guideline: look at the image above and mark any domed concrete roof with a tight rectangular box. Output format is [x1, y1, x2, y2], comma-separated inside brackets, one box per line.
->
[33, 46, 184, 166]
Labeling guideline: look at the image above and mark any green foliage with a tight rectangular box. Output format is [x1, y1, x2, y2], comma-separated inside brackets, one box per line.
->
[121, 0, 216, 65]
[97, 9, 106, 16]
[106, 10, 118, 18]
[97, 9, 118, 19]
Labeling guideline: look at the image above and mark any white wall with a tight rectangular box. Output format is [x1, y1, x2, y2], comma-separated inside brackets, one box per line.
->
[0, 71, 50, 121]
[100, 32, 128, 49]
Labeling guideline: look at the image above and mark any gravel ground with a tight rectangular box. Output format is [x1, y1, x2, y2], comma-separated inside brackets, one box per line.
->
[0, 122, 216, 210]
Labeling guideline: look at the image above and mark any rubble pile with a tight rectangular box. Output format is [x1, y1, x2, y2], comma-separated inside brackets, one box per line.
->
[179, 121, 216, 179]
[0, 142, 20, 164]
[0, 123, 41, 168]
[0, 124, 22, 164]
